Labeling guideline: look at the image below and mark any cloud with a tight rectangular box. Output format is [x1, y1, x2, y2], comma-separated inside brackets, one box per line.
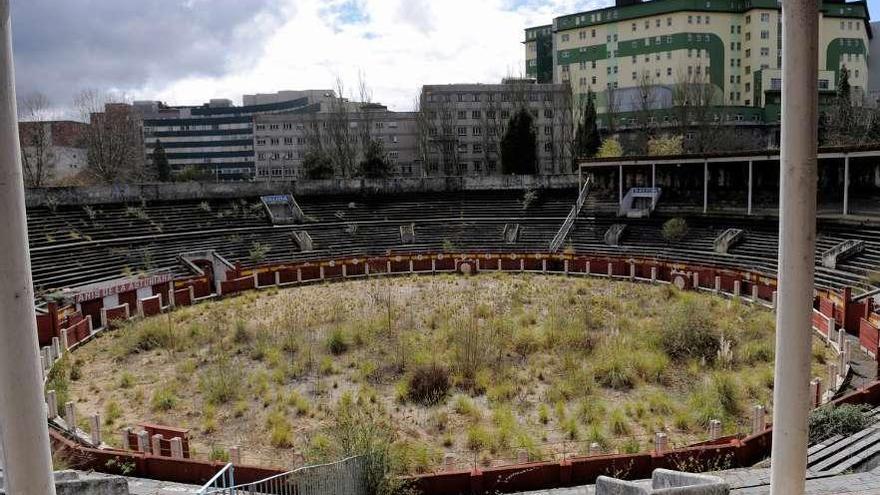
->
[10, 0, 607, 115]
[10, 0, 287, 112]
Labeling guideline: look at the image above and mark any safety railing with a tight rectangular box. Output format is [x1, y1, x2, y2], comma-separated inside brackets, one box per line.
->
[199, 456, 366, 495]
[549, 178, 592, 253]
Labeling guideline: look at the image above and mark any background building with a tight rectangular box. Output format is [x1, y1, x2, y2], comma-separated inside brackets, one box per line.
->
[254, 103, 419, 180]
[18, 120, 87, 185]
[135, 90, 335, 181]
[419, 79, 574, 176]
[526, 0, 870, 126]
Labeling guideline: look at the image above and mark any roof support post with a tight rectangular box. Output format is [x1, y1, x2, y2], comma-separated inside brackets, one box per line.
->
[843, 154, 850, 216]
[748, 160, 754, 216]
[770, 0, 819, 492]
[703, 160, 709, 214]
[0, 2, 57, 493]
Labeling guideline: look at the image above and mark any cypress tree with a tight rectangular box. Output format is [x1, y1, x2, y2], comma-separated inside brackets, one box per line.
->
[575, 90, 601, 160]
[153, 140, 171, 182]
[501, 108, 537, 175]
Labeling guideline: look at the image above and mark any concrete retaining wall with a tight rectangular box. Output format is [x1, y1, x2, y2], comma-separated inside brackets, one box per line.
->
[25, 175, 580, 208]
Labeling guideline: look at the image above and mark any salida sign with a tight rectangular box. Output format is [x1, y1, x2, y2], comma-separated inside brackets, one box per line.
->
[72, 273, 173, 304]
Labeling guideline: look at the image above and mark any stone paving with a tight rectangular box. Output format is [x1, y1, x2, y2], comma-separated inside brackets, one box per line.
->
[513, 466, 880, 494]
[124, 476, 201, 495]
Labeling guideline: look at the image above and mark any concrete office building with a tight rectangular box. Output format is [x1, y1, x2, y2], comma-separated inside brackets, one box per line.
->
[136, 91, 335, 181]
[526, 0, 871, 124]
[420, 80, 574, 176]
[253, 103, 419, 180]
[17, 121, 88, 184]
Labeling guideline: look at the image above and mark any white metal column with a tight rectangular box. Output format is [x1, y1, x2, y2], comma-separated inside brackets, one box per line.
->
[748, 160, 754, 215]
[652, 163, 656, 189]
[618, 165, 624, 207]
[843, 155, 850, 216]
[770, 0, 819, 492]
[0, 1, 57, 493]
[703, 160, 709, 213]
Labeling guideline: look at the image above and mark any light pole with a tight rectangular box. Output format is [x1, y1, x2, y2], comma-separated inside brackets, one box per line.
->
[770, 0, 819, 493]
[0, 1, 57, 493]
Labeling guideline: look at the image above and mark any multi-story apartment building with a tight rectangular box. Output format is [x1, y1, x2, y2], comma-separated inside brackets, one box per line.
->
[526, 0, 870, 125]
[253, 104, 419, 180]
[420, 79, 574, 176]
[18, 121, 88, 185]
[135, 90, 334, 181]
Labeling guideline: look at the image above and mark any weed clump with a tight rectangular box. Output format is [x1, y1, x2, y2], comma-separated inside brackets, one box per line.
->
[407, 364, 450, 406]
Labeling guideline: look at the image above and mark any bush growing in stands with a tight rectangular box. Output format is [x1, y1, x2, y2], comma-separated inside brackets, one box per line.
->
[661, 298, 720, 362]
[248, 241, 270, 265]
[175, 165, 213, 182]
[647, 135, 684, 156]
[596, 138, 623, 158]
[809, 403, 871, 444]
[407, 364, 450, 406]
[302, 150, 335, 179]
[662, 217, 690, 243]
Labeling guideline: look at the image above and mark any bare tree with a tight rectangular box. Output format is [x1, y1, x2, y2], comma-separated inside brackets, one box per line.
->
[604, 83, 619, 134]
[672, 69, 728, 152]
[17, 92, 56, 187]
[325, 76, 356, 177]
[75, 89, 144, 183]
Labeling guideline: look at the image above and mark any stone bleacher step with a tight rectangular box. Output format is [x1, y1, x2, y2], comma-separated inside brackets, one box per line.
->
[809, 427, 880, 473]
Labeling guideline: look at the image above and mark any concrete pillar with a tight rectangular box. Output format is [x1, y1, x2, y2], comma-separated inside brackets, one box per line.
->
[542, 259, 547, 273]
[828, 362, 839, 389]
[475, 258, 481, 271]
[296, 267, 302, 282]
[64, 402, 76, 432]
[39, 349, 48, 379]
[715, 276, 722, 292]
[0, 4, 56, 490]
[752, 284, 760, 301]
[386, 260, 392, 273]
[170, 437, 184, 459]
[60, 328, 69, 351]
[274, 270, 281, 285]
[703, 161, 709, 214]
[409, 259, 414, 273]
[692, 272, 700, 289]
[810, 379, 823, 408]
[516, 449, 529, 464]
[843, 155, 850, 216]
[45, 391, 57, 419]
[121, 428, 132, 451]
[708, 419, 722, 440]
[586, 261, 591, 275]
[89, 414, 101, 446]
[444, 454, 456, 472]
[365, 263, 371, 276]
[230, 446, 241, 465]
[733, 280, 741, 298]
[432, 259, 437, 273]
[52, 337, 61, 360]
[519, 259, 525, 272]
[654, 432, 668, 454]
[837, 328, 846, 350]
[136, 431, 149, 453]
[629, 263, 635, 279]
[564, 259, 570, 275]
[770, 0, 819, 490]
[607, 262, 613, 277]
[772, 290, 778, 310]
[747, 160, 754, 215]
[86, 314, 94, 333]
[319, 265, 325, 280]
[342, 263, 347, 278]
[752, 405, 766, 434]
[650, 266, 657, 282]
[497, 259, 502, 271]
[252, 272, 259, 289]
[151, 434, 163, 456]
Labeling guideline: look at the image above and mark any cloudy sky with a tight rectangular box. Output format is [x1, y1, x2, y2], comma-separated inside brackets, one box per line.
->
[10, 0, 603, 116]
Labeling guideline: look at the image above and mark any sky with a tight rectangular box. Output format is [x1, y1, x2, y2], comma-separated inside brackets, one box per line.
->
[10, 0, 878, 117]
[10, 0, 601, 117]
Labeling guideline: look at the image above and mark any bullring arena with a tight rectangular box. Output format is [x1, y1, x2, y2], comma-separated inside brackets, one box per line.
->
[27, 162, 880, 494]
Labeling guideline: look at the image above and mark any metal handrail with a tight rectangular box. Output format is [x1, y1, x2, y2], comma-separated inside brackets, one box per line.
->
[198, 463, 234, 494]
[550, 178, 591, 253]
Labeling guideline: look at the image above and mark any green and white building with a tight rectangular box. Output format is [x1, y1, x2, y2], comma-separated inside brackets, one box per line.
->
[526, 0, 871, 126]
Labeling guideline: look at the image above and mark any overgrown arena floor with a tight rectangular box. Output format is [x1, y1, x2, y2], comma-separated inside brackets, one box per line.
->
[58, 273, 831, 474]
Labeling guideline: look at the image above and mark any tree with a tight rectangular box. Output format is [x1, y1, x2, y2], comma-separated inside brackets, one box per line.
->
[500, 107, 537, 174]
[17, 92, 56, 187]
[302, 150, 334, 180]
[647, 135, 683, 156]
[574, 89, 601, 160]
[359, 139, 391, 178]
[153, 140, 171, 181]
[75, 89, 145, 184]
[596, 138, 623, 158]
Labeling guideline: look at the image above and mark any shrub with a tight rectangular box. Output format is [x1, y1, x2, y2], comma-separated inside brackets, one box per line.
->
[661, 299, 720, 362]
[596, 138, 623, 158]
[150, 387, 177, 412]
[326, 329, 349, 355]
[407, 364, 450, 406]
[210, 447, 229, 462]
[809, 404, 870, 444]
[104, 400, 122, 426]
[593, 355, 637, 390]
[233, 320, 250, 344]
[466, 425, 492, 451]
[199, 356, 242, 405]
[661, 217, 689, 243]
[609, 408, 631, 436]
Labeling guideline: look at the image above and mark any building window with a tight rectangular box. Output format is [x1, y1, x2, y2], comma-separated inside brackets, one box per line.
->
[457, 111, 467, 120]
[666, 67, 672, 76]
[544, 142, 552, 152]
[632, 71, 637, 80]
[457, 127, 467, 136]
[562, 34, 570, 42]
[256, 124, 266, 130]
[688, 15, 693, 23]
[473, 127, 482, 136]
[760, 30, 769, 39]
[256, 138, 266, 146]
[761, 13, 770, 22]
[544, 109, 553, 118]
